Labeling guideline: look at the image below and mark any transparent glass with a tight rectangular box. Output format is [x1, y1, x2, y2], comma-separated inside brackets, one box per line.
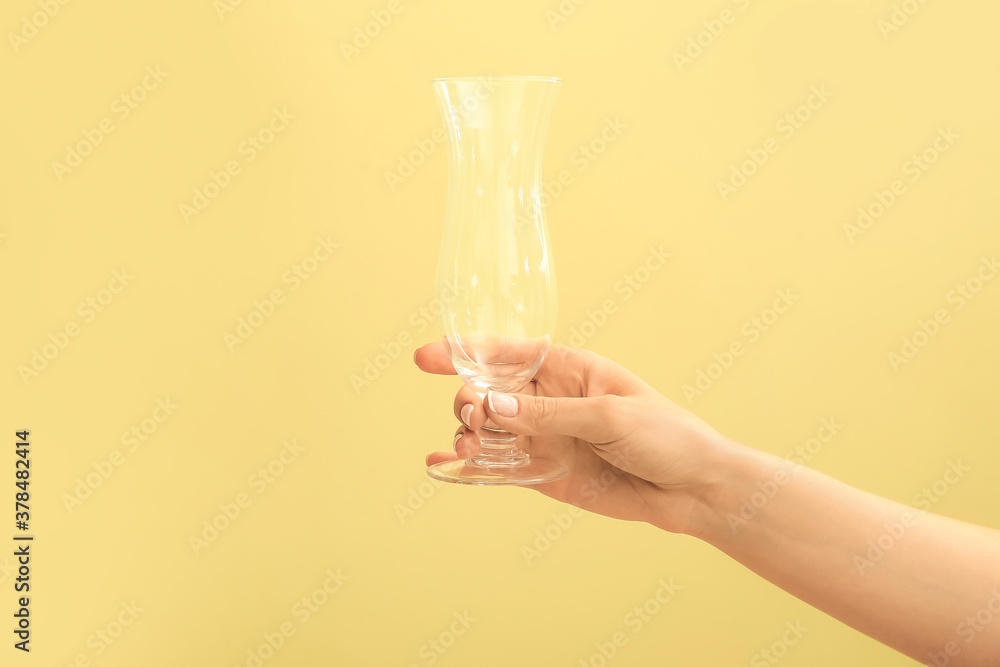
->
[426, 76, 568, 486]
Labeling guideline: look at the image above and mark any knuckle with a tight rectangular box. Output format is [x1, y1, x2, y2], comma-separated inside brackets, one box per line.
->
[592, 394, 621, 420]
[590, 395, 631, 441]
[529, 395, 558, 425]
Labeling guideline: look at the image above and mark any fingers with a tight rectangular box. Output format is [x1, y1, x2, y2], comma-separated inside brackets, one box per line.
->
[447, 334, 550, 380]
[426, 426, 477, 467]
[415, 338, 554, 379]
[532, 343, 590, 385]
[452, 379, 541, 431]
[452, 384, 486, 429]
[453, 426, 478, 459]
[413, 342, 456, 375]
[484, 390, 625, 443]
[425, 451, 457, 466]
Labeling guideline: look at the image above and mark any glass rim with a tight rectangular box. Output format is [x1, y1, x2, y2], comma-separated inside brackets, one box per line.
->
[430, 75, 562, 84]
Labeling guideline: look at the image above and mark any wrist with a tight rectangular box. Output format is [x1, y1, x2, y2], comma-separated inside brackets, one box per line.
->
[678, 435, 785, 544]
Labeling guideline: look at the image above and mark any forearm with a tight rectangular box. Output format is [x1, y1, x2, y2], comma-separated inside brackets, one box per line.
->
[687, 439, 1000, 665]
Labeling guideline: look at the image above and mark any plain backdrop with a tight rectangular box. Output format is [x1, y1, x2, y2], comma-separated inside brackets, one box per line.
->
[1, 0, 998, 665]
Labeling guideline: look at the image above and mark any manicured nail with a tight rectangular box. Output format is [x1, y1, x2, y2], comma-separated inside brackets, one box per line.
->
[487, 391, 518, 418]
[460, 403, 474, 428]
[453, 432, 462, 452]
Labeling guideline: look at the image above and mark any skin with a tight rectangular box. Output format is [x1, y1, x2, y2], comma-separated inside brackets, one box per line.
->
[415, 341, 1000, 666]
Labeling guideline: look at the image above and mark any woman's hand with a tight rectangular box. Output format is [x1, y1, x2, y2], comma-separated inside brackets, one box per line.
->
[414, 341, 733, 535]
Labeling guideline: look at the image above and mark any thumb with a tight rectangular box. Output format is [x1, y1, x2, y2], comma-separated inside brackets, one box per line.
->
[485, 390, 622, 443]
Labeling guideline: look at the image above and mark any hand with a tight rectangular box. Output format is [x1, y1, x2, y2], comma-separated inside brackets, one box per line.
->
[413, 341, 734, 535]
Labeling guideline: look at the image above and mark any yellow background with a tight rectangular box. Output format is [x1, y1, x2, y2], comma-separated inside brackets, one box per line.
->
[2, 0, 998, 665]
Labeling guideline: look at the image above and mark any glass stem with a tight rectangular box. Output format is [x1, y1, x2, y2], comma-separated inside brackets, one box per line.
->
[472, 424, 529, 467]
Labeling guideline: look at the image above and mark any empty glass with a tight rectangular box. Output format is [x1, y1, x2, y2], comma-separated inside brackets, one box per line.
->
[426, 76, 569, 486]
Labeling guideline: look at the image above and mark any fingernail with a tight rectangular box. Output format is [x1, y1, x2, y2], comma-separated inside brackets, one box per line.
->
[460, 403, 474, 428]
[453, 432, 462, 452]
[487, 391, 518, 418]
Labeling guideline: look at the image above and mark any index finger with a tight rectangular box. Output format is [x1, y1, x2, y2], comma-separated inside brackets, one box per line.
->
[414, 341, 457, 375]
[414, 336, 549, 377]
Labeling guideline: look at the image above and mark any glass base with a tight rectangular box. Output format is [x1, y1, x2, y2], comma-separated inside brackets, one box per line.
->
[427, 457, 568, 486]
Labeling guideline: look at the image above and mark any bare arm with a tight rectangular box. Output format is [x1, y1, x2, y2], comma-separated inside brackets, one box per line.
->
[416, 342, 1000, 665]
[689, 439, 1000, 666]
